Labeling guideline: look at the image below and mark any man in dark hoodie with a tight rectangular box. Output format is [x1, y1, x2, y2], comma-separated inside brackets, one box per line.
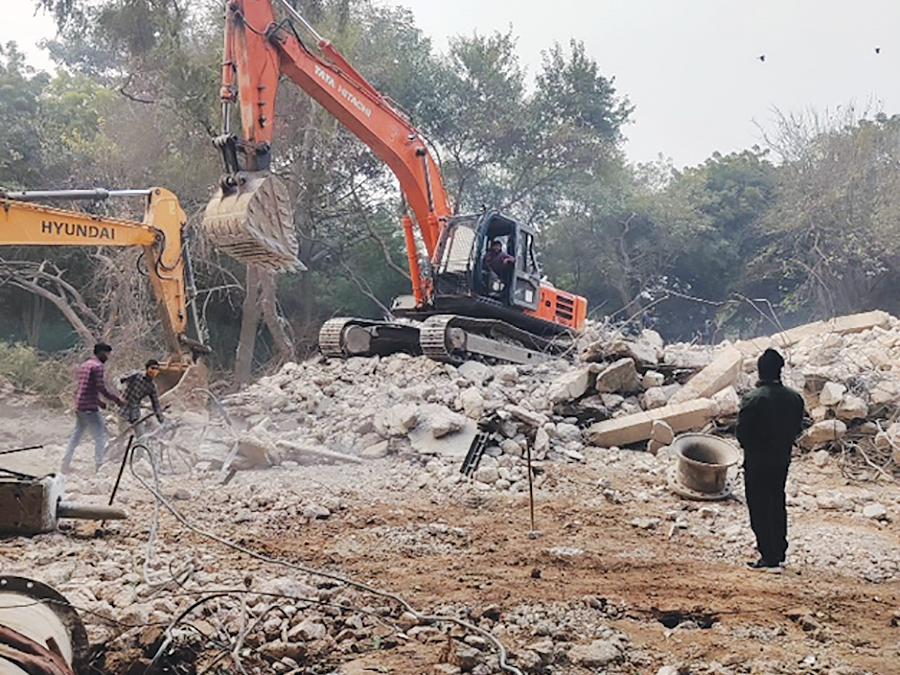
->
[736, 348, 805, 571]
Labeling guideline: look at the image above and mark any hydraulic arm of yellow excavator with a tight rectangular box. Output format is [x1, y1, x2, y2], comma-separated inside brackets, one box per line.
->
[0, 187, 209, 392]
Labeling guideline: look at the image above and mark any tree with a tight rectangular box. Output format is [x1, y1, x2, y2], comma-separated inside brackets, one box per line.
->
[750, 110, 900, 320]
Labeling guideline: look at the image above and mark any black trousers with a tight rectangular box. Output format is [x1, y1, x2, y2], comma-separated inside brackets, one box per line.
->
[744, 459, 790, 565]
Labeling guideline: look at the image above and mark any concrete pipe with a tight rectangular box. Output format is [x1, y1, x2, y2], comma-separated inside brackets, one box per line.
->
[0, 576, 88, 675]
[668, 433, 741, 500]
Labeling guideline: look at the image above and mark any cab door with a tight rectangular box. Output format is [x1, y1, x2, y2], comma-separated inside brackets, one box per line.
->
[509, 223, 541, 311]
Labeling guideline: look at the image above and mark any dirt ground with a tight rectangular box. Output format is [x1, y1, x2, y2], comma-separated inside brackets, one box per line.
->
[2, 401, 900, 675]
[244, 481, 900, 674]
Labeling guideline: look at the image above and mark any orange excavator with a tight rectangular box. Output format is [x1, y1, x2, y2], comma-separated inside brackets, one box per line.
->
[203, 0, 587, 364]
[0, 187, 209, 391]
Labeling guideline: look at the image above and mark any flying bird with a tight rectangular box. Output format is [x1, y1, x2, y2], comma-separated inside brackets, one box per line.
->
[876, 47, 881, 54]
[758, 55, 766, 62]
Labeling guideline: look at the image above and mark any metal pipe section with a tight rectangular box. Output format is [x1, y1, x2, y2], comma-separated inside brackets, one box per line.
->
[56, 502, 128, 521]
[0, 576, 88, 675]
[273, 0, 324, 42]
[1, 188, 153, 202]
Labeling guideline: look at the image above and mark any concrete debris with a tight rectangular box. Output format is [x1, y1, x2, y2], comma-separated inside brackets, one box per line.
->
[587, 399, 716, 448]
[835, 394, 868, 421]
[593, 358, 642, 394]
[275, 440, 362, 465]
[547, 368, 591, 404]
[819, 382, 846, 406]
[134, 310, 900, 492]
[711, 386, 740, 417]
[642, 387, 668, 410]
[650, 420, 675, 446]
[642, 370, 665, 389]
[863, 503, 888, 520]
[669, 345, 743, 405]
[800, 420, 847, 450]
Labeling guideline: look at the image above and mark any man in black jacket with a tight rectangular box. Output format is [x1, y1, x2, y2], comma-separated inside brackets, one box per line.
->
[736, 348, 805, 571]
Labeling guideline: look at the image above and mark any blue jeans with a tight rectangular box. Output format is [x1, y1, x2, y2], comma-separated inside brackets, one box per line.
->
[63, 410, 107, 471]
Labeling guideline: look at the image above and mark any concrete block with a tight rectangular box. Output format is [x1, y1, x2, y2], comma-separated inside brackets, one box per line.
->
[650, 420, 675, 445]
[642, 387, 668, 409]
[647, 439, 667, 455]
[819, 382, 846, 406]
[587, 399, 716, 447]
[547, 368, 591, 404]
[871, 379, 900, 405]
[642, 370, 665, 389]
[669, 346, 743, 405]
[835, 394, 867, 421]
[594, 358, 641, 394]
[810, 405, 829, 422]
[799, 420, 847, 450]
[712, 386, 740, 417]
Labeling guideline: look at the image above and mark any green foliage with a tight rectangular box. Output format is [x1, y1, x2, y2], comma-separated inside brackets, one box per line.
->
[0, 43, 50, 186]
[0, 342, 70, 398]
[750, 114, 900, 320]
[534, 40, 632, 144]
[18, 0, 900, 358]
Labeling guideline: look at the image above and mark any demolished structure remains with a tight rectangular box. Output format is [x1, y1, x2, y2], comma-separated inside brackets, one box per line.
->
[2, 311, 900, 673]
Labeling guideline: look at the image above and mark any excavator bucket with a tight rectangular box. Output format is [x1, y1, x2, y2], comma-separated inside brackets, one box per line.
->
[202, 172, 304, 272]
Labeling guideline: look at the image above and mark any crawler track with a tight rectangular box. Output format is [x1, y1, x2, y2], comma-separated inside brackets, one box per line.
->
[320, 315, 574, 365]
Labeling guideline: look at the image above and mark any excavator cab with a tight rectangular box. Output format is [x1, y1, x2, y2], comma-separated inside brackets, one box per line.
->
[433, 212, 541, 312]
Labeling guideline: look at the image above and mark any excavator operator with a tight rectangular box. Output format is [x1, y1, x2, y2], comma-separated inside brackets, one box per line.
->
[483, 239, 515, 297]
[483, 239, 514, 278]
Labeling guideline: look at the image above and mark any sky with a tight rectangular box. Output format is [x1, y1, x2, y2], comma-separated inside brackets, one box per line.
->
[4, 0, 900, 168]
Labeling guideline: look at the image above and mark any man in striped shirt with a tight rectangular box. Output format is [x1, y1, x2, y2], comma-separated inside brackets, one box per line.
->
[61, 343, 124, 473]
[119, 359, 164, 438]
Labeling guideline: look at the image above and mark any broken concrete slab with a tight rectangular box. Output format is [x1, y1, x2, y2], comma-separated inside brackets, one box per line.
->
[650, 420, 675, 446]
[625, 339, 659, 367]
[669, 346, 743, 405]
[275, 440, 362, 464]
[408, 418, 478, 458]
[547, 368, 591, 404]
[507, 405, 549, 428]
[587, 399, 716, 448]
[819, 382, 846, 406]
[799, 420, 847, 450]
[593, 358, 641, 394]
[734, 310, 892, 357]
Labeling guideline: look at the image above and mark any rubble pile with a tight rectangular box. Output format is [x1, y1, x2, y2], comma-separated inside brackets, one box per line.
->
[5, 311, 900, 674]
[186, 325, 717, 492]
[159, 310, 900, 494]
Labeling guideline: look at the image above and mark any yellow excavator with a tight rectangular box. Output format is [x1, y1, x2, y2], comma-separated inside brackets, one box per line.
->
[0, 186, 209, 392]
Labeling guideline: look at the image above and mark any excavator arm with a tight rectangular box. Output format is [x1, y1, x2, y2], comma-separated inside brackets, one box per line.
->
[0, 188, 208, 384]
[207, 0, 450, 302]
